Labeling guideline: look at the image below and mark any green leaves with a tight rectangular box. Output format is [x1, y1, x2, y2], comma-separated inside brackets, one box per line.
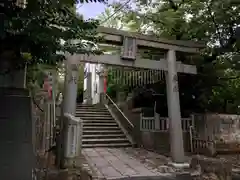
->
[1, 0, 104, 70]
[104, 0, 240, 113]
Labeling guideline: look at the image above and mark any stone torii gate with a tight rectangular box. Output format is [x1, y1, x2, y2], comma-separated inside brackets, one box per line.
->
[63, 26, 205, 163]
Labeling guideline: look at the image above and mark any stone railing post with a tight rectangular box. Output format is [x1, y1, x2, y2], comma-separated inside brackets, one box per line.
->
[64, 113, 83, 160]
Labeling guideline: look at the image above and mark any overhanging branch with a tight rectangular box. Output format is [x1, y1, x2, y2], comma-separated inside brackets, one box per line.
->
[206, 0, 224, 47]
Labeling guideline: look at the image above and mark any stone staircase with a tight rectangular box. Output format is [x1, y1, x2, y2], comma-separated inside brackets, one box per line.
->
[76, 104, 132, 148]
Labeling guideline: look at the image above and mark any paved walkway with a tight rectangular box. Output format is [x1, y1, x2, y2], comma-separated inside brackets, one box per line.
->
[82, 148, 188, 180]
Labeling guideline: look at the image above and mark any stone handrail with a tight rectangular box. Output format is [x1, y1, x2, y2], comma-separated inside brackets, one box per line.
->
[105, 93, 134, 128]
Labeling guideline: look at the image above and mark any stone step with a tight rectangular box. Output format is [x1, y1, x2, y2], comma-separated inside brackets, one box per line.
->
[82, 143, 132, 148]
[76, 113, 112, 117]
[76, 111, 110, 116]
[76, 104, 96, 106]
[83, 122, 118, 127]
[77, 104, 104, 107]
[76, 104, 131, 148]
[83, 134, 125, 139]
[79, 116, 113, 120]
[83, 130, 123, 135]
[76, 110, 109, 114]
[82, 138, 129, 144]
[76, 111, 110, 115]
[83, 126, 120, 130]
[76, 107, 108, 110]
[76, 107, 107, 111]
[82, 119, 115, 123]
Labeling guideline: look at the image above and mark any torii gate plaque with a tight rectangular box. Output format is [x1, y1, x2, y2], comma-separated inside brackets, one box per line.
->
[63, 26, 205, 163]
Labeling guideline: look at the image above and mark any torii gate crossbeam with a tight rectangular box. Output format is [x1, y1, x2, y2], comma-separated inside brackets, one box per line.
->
[71, 54, 197, 74]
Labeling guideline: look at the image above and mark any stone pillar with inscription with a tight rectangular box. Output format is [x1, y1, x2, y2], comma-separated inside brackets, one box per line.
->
[165, 50, 185, 163]
[63, 56, 79, 116]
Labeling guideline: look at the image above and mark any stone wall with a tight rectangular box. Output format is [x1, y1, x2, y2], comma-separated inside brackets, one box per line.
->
[194, 113, 240, 142]
[193, 113, 240, 154]
[141, 131, 191, 155]
[0, 88, 34, 180]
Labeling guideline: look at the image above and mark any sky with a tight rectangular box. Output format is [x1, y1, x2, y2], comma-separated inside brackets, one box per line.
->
[77, 1, 114, 20]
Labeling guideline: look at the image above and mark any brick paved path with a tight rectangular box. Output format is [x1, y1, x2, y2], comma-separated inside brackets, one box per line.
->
[82, 148, 186, 180]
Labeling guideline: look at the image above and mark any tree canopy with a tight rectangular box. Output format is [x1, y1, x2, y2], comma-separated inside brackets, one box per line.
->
[99, 0, 240, 114]
[0, 0, 107, 72]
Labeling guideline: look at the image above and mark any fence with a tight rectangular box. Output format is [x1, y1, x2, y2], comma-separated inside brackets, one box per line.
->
[140, 116, 155, 131]
[189, 125, 217, 154]
[140, 114, 194, 132]
[140, 112, 240, 154]
[188, 113, 240, 155]
[32, 90, 56, 180]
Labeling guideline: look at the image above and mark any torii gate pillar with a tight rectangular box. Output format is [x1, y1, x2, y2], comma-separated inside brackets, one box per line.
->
[63, 56, 79, 116]
[165, 50, 185, 163]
